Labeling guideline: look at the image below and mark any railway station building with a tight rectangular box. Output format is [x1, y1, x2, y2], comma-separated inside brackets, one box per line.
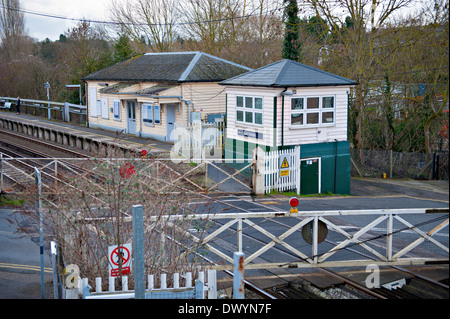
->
[82, 52, 251, 142]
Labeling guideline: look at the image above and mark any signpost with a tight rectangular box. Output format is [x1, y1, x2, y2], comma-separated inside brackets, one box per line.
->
[65, 84, 82, 105]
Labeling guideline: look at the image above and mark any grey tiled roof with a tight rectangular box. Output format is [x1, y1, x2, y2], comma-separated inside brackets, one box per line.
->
[82, 52, 252, 83]
[220, 59, 357, 87]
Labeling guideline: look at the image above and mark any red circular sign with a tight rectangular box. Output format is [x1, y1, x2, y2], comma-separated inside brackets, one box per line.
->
[110, 246, 130, 266]
[289, 197, 299, 208]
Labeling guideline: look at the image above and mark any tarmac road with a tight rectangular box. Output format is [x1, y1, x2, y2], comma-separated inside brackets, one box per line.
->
[0, 208, 53, 299]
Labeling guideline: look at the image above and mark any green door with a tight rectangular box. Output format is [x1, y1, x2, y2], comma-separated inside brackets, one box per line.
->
[301, 159, 319, 194]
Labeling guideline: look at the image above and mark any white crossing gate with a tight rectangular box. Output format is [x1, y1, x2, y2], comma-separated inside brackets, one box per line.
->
[264, 146, 300, 194]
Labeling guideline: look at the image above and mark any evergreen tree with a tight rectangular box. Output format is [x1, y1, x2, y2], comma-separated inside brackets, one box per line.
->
[281, 0, 303, 62]
[114, 33, 133, 63]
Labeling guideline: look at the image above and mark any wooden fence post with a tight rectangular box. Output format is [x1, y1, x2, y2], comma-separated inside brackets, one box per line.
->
[252, 147, 265, 195]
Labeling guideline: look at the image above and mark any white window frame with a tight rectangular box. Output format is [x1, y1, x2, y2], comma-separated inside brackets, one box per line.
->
[101, 98, 109, 119]
[236, 95, 263, 126]
[142, 103, 161, 126]
[89, 87, 98, 117]
[290, 95, 335, 127]
[154, 104, 161, 124]
[113, 100, 121, 121]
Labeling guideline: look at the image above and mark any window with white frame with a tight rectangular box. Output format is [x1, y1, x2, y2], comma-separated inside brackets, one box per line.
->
[236, 95, 263, 125]
[113, 100, 121, 120]
[142, 103, 161, 125]
[290, 96, 335, 126]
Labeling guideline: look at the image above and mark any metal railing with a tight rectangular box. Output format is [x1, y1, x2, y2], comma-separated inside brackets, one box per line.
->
[0, 96, 86, 123]
[0, 157, 252, 194]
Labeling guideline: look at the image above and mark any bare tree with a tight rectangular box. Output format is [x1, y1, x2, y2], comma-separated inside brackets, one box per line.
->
[109, 0, 179, 52]
[16, 147, 219, 288]
[0, 0, 26, 60]
[305, 0, 417, 153]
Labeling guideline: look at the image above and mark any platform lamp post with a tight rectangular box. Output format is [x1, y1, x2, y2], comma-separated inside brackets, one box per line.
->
[44, 82, 50, 120]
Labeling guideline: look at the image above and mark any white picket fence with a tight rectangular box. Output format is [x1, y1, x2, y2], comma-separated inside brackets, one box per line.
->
[264, 146, 300, 194]
[76, 270, 217, 299]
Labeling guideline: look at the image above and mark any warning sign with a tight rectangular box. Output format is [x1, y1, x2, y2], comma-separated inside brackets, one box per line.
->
[281, 157, 289, 168]
[108, 243, 132, 277]
[280, 155, 290, 177]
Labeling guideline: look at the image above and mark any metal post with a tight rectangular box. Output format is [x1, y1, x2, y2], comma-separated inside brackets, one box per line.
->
[387, 213, 393, 261]
[312, 216, 318, 264]
[295, 145, 301, 195]
[0, 153, 3, 191]
[132, 205, 145, 299]
[233, 251, 245, 299]
[237, 219, 242, 253]
[34, 167, 45, 299]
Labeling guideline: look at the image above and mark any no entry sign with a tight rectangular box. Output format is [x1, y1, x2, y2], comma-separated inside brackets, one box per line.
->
[108, 243, 132, 277]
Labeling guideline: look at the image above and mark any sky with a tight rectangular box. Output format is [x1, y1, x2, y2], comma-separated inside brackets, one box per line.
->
[18, 0, 427, 42]
[21, 0, 112, 41]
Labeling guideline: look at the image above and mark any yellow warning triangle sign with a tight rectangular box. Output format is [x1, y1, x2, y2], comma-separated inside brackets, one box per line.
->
[281, 157, 289, 168]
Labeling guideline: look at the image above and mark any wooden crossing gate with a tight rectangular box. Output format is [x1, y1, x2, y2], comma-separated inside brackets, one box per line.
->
[263, 146, 300, 194]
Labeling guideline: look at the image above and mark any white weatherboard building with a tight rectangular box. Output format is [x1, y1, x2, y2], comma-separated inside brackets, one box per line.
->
[220, 59, 357, 195]
[82, 52, 251, 142]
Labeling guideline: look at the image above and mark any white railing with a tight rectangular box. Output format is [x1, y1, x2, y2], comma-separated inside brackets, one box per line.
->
[0, 96, 86, 122]
[0, 157, 252, 194]
[141, 208, 449, 270]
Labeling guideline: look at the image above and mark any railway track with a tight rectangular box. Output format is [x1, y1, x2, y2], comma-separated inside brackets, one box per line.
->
[0, 128, 91, 192]
[0, 128, 91, 159]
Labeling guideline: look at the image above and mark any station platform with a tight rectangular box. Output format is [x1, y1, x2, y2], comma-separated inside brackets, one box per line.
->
[0, 111, 173, 156]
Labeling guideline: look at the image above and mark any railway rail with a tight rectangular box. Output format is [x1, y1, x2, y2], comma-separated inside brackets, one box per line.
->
[0, 130, 448, 299]
[0, 129, 92, 192]
[0, 128, 91, 159]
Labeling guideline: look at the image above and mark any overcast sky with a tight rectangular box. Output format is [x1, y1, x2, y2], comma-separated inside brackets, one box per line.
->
[21, 0, 112, 41]
[19, 0, 426, 42]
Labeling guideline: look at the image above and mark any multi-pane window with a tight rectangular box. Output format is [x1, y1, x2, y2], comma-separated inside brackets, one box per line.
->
[236, 96, 263, 125]
[142, 103, 161, 125]
[113, 100, 120, 120]
[290, 96, 335, 126]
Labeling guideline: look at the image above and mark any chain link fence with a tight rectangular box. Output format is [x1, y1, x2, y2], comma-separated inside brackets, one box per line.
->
[350, 148, 449, 180]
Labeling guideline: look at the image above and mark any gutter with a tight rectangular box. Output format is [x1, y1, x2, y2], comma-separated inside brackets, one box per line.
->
[179, 98, 192, 125]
